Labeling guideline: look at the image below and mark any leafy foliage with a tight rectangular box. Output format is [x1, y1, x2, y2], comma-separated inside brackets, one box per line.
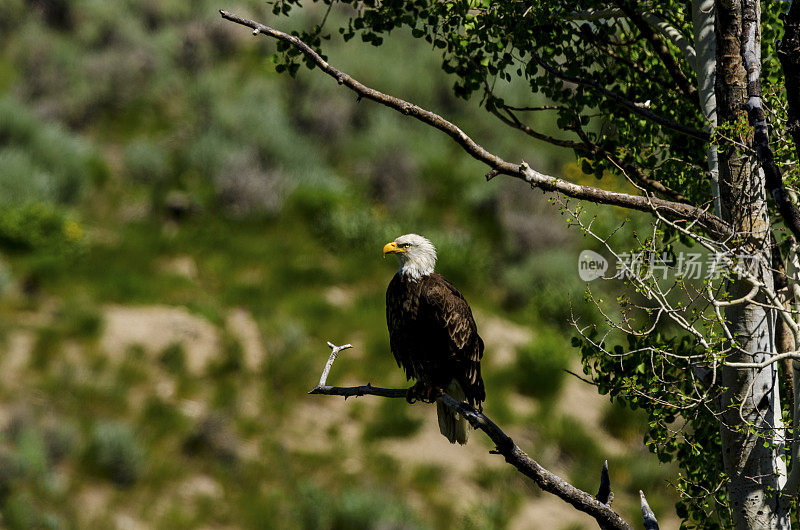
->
[576, 328, 730, 526]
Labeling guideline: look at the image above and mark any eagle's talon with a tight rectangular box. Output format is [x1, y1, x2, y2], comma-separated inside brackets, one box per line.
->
[407, 381, 435, 404]
[407, 382, 442, 403]
[422, 386, 444, 403]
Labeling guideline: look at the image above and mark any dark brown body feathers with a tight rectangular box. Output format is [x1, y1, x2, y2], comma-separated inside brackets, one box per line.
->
[386, 272, 485, 409]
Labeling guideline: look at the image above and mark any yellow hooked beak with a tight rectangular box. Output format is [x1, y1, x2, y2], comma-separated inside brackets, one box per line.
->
[383, 241, 405, 257]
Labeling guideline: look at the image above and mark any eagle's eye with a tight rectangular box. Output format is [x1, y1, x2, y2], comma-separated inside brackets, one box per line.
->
[398, 243, 411, 249]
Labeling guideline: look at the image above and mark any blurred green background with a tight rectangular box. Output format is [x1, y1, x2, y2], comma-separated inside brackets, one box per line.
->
[0, 1, 676, 528]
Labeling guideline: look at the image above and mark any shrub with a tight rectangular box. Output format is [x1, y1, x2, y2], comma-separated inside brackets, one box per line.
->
[0, 203, 82, 254]
[15, 428, 49, 477]
[501, 250, 582, 322]
[141, 397, 188, 439]
[183, 413, 239, 465]
[2, 492, 56, 530]
[158, 342, 186, 375]
[42, 421, 80, 464]
[87, 421, 145, 486]
[0, 449, 25, 500]
[297, 482, 333, 530]
[0, 255, 12, 296]
[333, 487, 419, 530]
[0, 149, 54, 205]
[0, 96, 105, 205]
[512, 331, 571, 401]
[60, 300, 102, 338]
[124, 139, 170, 184]
[31, 328, 61, 370]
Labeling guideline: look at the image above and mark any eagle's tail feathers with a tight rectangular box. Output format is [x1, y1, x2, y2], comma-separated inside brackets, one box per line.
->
[437, 380, 469, 445]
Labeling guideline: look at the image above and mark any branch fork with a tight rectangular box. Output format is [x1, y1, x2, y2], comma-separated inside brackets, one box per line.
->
[317, 341, 352, 387]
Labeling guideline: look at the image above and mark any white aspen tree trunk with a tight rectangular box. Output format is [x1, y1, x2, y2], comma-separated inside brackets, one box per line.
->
[692, 0, 722, 217]
[715, 1, 789, 527]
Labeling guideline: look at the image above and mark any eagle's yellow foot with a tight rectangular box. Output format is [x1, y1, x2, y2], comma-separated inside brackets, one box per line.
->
[406, 382, 442, 404]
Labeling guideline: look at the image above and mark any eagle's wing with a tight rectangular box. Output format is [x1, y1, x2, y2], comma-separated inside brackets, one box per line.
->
[418, 274, 486, 407]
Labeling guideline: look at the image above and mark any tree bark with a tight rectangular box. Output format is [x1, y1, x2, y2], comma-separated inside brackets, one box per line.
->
[715, 1, 788, 527]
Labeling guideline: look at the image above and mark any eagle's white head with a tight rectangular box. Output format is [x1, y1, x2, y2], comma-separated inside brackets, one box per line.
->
[383, 233, 437, 280]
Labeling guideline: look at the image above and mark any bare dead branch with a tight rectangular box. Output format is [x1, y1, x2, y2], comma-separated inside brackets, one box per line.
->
[309, 382, 407, 399]
[308, 342, 633, 530]
[318, 341, 353, 387]
[218, 10, 731, 240]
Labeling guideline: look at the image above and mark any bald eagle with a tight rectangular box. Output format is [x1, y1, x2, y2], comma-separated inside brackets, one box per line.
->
[383, 234, 485, 445]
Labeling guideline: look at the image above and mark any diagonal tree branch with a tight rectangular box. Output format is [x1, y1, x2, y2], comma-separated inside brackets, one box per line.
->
[488, 104, 587, 150]
[308, 342, 634, 530]
[481, 75, 688, 202]
[218, 10, 731, 239]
